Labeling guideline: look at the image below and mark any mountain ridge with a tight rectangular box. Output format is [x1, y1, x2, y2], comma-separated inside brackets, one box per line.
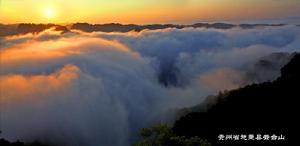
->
[0, 22, 291, 37]
[172, 53, 300, 146]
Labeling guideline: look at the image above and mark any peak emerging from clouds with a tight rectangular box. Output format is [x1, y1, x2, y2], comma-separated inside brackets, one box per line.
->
[0, 22, 292, 37]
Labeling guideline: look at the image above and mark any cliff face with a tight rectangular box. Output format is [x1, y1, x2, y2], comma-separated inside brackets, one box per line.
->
[173, 53, 300, 146]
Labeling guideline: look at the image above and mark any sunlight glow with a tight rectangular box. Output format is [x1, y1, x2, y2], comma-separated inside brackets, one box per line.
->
[44, 8, 55, 19]
[0, 0, 300, 24]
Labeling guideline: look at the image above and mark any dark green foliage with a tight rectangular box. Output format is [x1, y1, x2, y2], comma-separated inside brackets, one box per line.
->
[134, 124, 211, 146]
[0, 139, 51, 146]
[173, 53, 300, 146]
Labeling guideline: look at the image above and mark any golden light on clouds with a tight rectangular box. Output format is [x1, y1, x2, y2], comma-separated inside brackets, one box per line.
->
[0, 64, 80, 105]
[1, 31, 134, 66]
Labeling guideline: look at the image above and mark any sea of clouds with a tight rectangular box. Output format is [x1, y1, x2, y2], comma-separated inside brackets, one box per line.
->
[0, 25, 299, 146]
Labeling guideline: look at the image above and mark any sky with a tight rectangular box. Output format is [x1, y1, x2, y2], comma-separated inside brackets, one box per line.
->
[0, 0, 300, 24]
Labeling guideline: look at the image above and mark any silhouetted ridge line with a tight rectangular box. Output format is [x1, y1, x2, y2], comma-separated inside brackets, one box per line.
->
[70, 22, 287, 33]
[17, 23, 69, 34]
[0, 23, 69, 37]
[239, 24, 286, 29]
[0, 138, 51, 146]
[71, 23, 185, 32]
[0, 23, 290, 37]
[172, 53, 300, 146]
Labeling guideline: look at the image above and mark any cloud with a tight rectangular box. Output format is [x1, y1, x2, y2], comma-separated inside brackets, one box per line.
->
[0, 28, 76, 48]
[96, 26, 300, 86]
[1, 32, 172, 146]
[1, 64, 134, 146]
[198, 67, 250, 93]
[0, 26, 299, 146]
[0, 64, 79, 105]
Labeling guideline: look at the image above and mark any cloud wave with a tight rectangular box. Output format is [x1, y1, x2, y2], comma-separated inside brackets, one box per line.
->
[0, 26, 299, 146]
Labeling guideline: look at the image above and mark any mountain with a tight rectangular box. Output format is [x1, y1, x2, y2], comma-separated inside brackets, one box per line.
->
[16, 23, 69, 34]
[0, 138, 50, 146]
[0, 23, 69, 37]
[71, 23, 185, 32]
[172, 53, 300, 146]
[0, 24, 18, 37]
[71, 23, 285, 32]
[245, 52, 294, 83]
[191, 23, 236, 29]
[0, 23, 292, 37]
[239, 24, 285, 29]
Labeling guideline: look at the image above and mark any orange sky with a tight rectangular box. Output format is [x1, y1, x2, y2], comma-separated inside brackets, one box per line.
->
[1, 0, 300, 24]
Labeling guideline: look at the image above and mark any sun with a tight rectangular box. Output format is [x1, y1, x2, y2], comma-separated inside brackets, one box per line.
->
[44, 8, 55, 19]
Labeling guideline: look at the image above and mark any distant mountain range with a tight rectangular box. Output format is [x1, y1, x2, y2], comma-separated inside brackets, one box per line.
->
[0, 22, 292, 37]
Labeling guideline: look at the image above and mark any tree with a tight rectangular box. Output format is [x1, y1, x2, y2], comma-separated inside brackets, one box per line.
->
[134, 124, 211, 146]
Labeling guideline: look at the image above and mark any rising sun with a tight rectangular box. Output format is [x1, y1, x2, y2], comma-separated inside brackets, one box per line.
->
[44, 8, 55, 19]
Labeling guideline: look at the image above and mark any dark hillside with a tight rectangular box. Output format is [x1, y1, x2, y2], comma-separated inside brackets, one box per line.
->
[173, 53, 300, 146]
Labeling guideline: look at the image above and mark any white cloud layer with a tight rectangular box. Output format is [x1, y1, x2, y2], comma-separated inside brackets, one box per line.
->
[0, 26, 299, 146]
